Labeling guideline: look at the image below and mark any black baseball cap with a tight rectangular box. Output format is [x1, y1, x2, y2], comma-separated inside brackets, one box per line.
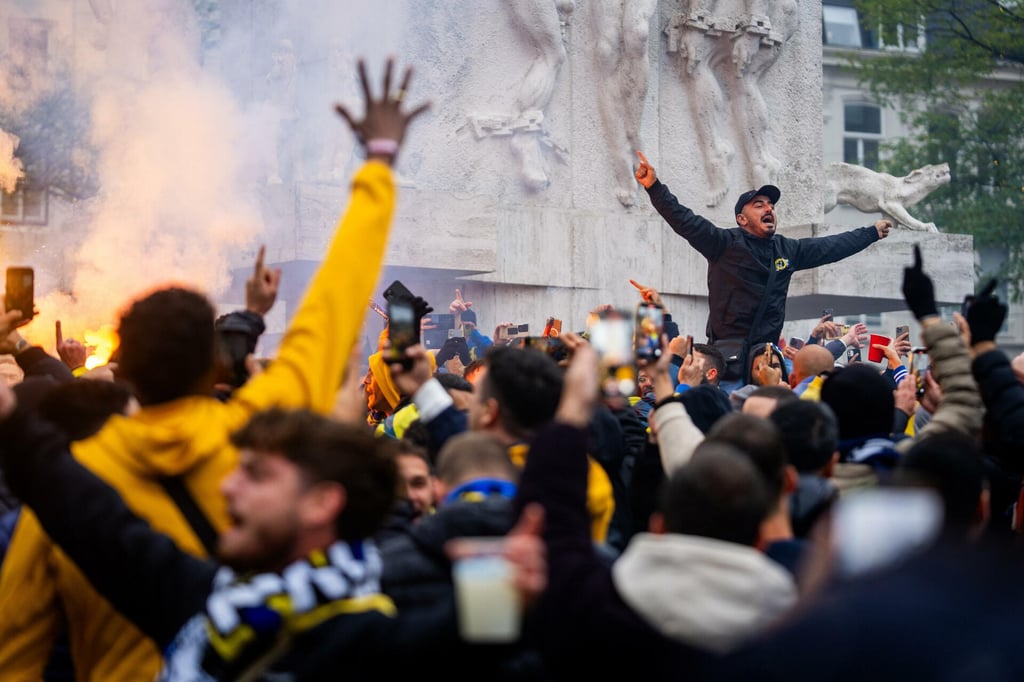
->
[734, 185, 781, 216]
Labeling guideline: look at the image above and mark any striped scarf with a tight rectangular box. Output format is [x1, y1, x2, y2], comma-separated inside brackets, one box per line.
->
[160, 539, 395, 681]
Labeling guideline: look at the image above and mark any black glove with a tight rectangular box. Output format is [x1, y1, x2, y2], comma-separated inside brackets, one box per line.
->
[966, 279, 1007, 344]
[901, 245, 938, 320]
[411, 295, 433, 326]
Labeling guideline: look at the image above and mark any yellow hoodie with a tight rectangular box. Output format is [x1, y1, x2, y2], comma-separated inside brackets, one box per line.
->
[0, 161, 396, 682]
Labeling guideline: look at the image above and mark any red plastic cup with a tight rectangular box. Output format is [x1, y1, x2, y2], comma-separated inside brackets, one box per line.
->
[868, 334, 891, 363]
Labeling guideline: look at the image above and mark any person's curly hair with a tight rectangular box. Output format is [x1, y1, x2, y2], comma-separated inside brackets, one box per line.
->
[116, 287, 216, 405]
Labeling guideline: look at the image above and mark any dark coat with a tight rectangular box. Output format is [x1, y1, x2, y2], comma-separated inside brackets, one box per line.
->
[646, 180, 879, 345]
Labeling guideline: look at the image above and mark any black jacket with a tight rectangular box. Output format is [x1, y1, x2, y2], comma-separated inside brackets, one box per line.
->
[646, 181, 880, 344]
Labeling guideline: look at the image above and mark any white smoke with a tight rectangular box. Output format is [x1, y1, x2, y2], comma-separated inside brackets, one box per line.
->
[0, 129, 23, 193]
[33, 0, 273, 341]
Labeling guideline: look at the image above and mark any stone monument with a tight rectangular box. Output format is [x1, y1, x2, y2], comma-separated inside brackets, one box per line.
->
[256, 0, 972, 341]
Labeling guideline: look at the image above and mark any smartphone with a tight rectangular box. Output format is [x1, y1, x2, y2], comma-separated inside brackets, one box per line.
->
[822, 308, 834, 322]
[788, 337, 805, 351]
[591, 316, 635, 396]
[387, 299, 418, 365]
[686, 334, 694, 356]
[517, 324, 529, 336]
[846, 346, 862, 363]
[542, 317, 562, 338]
[5, 267, 34, 322]
[633, 302, 663, 361]
[895, 324, 910, 340]
[383, 279, 415, 304]
[432, 313, 455, 331]
[910, 349, 929, 397]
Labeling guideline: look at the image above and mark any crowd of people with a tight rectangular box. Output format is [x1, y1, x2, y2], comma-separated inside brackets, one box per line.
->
[0, 57, 1023, 681]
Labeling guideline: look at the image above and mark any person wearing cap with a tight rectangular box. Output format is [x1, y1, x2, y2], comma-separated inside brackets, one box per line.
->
[634, 151, 890, 387]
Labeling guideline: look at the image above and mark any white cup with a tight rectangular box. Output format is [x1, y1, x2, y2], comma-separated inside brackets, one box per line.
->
[450, 538, 521, 642]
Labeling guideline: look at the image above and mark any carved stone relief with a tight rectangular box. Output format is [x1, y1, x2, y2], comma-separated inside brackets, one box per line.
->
[667, 0, 798, 207]
[823, 162, 951, 233]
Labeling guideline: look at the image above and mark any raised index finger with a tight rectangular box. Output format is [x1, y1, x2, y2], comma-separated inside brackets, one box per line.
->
[254, 245, 266, 276]
[636, 151, 650, 166]
[912, 244, 923, 271]
[56, 320, 63, 346]
[979, 278, 998, 298]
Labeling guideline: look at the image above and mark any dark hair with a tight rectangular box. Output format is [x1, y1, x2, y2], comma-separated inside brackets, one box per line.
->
[820, 364, 895, 440]
[401, 419, 433, 452]
[897, 433, 986, 531]
[117, 288, 216, 405]
[678, 384, 732, 433]
[38, 380, 133, 441]
[705, 413, 788, 499]
[660, 443, 770, 546]
[464, 358, 486, 381]
[231, 409, 398, 541]
[692, 343, 725, 385]
[770, 400, 839, 473]
[479, 346, 563, 438]
[435, 373, 473, 394]
[436, 432, 517, 486]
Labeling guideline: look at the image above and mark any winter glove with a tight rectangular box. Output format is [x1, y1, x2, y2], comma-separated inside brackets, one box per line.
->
[901, 245, 938, 320]
[965, 279, 1007, 344]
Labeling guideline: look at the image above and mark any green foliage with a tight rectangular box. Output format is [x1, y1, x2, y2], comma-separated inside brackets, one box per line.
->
[851, 0, 1024, 296]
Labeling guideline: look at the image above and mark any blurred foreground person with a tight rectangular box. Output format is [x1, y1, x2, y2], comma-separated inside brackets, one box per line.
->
[0, 58, 426, 681]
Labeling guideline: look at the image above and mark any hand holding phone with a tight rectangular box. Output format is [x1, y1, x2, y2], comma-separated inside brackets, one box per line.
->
[5, 267, 34, 323]
[634, 303, 663, 362]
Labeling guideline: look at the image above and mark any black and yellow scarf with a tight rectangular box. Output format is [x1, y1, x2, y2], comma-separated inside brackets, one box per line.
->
[160, 539, 395, 681]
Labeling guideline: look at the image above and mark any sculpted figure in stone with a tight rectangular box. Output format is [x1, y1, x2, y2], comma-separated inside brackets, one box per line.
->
[728, 0, 798, 189]
[590, 0, 659, 207]
[668, 0, 796, 207]
[669, 0, 734, 207]
[823, 162, 951, 233]
[499, 0, 575, 191]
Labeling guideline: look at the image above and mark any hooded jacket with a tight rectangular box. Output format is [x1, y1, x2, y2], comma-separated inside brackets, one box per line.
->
[646, 180, 879, 345]
[0, 161, 397, 682]
[613, 533, 796, 653]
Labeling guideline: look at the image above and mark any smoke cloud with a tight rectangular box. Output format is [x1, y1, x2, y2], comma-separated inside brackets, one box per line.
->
[0, 129, 23, 193]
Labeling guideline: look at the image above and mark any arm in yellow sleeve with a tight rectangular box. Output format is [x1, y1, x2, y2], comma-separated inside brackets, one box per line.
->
[228, 161, 396, 422]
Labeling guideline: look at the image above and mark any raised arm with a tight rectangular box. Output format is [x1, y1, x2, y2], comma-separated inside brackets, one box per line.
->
[635, 151, 729, 260]
[792, 220, 888, 271]
[227, 59, 429, 424]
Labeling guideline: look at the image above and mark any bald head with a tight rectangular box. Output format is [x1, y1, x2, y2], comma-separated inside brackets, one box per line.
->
[791, 344, 835, 387]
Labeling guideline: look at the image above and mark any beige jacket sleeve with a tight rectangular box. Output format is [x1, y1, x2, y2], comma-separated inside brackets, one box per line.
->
[654, 400, 705, 475]
[897, 322, 983, 453]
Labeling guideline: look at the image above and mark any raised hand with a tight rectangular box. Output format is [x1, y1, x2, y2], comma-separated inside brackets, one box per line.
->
[55, 321, 88, 370]
[634, 151, 657, 188]
[246, 246, 281, 316]
[902, 244, 938, 320]
[964, 278, 1006, 346]
[0, 310, 22, 339]
[628, 279, 663, 307]
[334, 57, 430, 165]
[448, 288, 472, 314]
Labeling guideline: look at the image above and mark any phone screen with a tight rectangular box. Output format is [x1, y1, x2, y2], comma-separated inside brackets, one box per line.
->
[789, 337, 805, 350]
[5, 267, 34, 321]
[634, 303, 663, 361]
[387, 300, 418, 360]
[846, 346, 862, 363]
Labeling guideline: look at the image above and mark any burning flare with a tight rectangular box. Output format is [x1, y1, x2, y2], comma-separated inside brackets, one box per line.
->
[83, 325, 118, 370]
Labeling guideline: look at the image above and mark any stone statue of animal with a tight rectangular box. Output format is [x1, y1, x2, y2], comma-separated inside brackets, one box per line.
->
[823, 162, 950, 232]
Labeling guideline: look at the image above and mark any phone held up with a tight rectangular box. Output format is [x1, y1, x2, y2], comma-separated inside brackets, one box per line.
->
[633, 302, 663, 361]
[5, 267, 34, 322]
[383, 279, 420, 367]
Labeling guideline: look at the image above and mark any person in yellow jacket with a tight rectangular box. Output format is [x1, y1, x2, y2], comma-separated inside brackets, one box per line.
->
[0, 58, 429, 682]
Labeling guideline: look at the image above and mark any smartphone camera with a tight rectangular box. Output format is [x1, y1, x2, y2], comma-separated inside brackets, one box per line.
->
[634, 302, 663, 361]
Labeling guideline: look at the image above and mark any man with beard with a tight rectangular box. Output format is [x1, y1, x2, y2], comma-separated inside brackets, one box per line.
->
[634, 151, 891, 388]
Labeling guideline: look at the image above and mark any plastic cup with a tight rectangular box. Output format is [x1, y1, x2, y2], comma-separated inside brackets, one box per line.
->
[450, 537, 520, 642]
[868, 334, 891, 363]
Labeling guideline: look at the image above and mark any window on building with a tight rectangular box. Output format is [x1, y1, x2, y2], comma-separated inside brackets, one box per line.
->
[843, 103, 882, 169]
[823, 6, 862, 48]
